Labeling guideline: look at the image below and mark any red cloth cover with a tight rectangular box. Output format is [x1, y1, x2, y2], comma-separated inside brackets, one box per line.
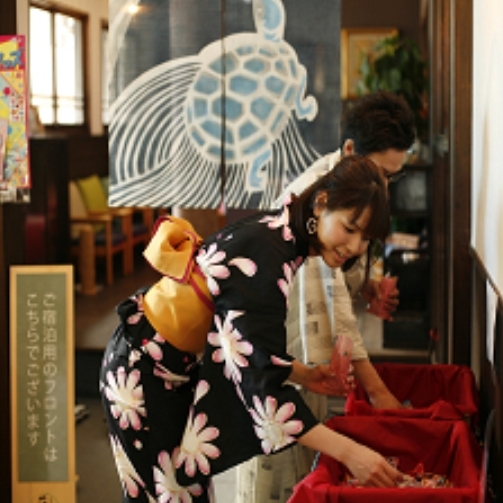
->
[344, 363, 479, 424]
[288, 416, 482, 503]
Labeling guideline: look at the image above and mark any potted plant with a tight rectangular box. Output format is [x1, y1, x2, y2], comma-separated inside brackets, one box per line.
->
[357, 34, 429, 144]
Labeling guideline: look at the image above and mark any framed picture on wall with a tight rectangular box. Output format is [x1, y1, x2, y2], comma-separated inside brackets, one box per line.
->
[341, 27, 398, 99]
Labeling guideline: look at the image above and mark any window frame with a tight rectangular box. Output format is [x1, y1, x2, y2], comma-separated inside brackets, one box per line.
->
[29, 1, 90, 135]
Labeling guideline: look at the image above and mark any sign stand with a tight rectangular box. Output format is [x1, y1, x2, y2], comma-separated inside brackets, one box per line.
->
[10, 265, 76, 503]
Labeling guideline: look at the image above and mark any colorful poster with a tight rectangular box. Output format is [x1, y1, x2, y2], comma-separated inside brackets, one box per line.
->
[0, 35, 31, 191]
[108, 0, 340, 210]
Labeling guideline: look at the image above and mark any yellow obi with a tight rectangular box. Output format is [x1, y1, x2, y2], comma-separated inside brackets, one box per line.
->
[142, 216, 213, 354]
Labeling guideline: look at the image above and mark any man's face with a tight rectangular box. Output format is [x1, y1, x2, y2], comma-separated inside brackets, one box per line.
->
[342, 140, 408, 187]
[366, 148, 408, 186]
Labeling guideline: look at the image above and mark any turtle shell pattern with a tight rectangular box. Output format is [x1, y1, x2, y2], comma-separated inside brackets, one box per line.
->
[185, 33, 307, 165]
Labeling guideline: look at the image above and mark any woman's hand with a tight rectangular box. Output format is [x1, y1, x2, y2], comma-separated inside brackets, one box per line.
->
[290, 361, 354, 397]
[298, 424, 403, 487]
[342, 441, 403, 487]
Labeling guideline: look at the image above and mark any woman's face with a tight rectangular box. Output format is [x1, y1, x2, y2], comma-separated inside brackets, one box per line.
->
[311, 203, 371, 269]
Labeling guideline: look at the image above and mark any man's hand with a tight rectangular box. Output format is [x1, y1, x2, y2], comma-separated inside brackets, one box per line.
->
[362, 278, 399, 320]
[352, 359, 403, 409]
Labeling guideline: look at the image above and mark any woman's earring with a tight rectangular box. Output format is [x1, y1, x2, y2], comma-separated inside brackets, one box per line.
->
[306, 217, 318, 235]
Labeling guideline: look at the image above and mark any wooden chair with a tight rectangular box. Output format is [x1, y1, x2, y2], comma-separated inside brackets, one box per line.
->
[69, 179, 133, 287]
[131, 206, 155, 252]
[99, 176, 155, 259]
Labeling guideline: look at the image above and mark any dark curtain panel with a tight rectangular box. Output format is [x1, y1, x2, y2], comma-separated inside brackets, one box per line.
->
[108, 0, 341, 209]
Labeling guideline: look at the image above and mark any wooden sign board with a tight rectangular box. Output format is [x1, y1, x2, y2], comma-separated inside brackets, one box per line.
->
[10, 265, 76, 503]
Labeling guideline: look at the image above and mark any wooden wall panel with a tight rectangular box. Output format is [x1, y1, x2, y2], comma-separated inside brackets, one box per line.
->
[1, 2, 19, 501]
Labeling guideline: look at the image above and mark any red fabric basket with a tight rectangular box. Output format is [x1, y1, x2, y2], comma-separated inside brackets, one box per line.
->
[344, 363, 479, 424]
[288, 416, 482, 503]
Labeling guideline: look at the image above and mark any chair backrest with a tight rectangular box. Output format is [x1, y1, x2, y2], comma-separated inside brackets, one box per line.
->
[69, 181, 90, 239]
[100, 176, 109, 198]
[77, 174, 109, 212]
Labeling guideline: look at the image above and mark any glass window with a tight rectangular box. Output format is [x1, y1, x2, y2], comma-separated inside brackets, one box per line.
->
[29, 5, 85, 126]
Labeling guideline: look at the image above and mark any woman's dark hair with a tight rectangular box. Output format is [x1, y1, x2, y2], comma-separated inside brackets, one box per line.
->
[289, 155, 389, 274]
[340, 91, 416, 154]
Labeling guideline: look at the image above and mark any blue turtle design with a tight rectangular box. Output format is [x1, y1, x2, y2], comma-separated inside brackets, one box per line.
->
[109, 0, 320, 209]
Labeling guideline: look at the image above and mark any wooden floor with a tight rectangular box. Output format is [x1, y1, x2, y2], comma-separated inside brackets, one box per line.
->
[75, 252, 159, 351]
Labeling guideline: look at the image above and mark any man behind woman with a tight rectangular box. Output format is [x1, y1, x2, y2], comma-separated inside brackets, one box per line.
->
[236, 91, 416, 503]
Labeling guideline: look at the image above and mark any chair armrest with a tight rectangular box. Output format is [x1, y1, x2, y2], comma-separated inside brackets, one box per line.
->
[108, 207, 134, 217]
[71, 213, 113, 225]
[86, 208, 133, 239]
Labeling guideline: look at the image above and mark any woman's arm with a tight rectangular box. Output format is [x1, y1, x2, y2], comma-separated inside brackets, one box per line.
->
[297, 423, 402, 487]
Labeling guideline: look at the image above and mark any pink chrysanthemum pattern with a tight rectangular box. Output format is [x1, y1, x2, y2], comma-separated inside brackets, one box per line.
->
[271, 355, 293, 367]
[153, 450, 203, 503]
[174, 408, 221, 477]
[153, 362, 190, 390]
[208, 310, 253, 383]
[259, 206, 294, 242]
[197, 242, 258, 296]
[195, 243, 229, 295]
[110, 434, 145, 497]
[277, 260, 299, 301]
[142, 333, 165, 361]
[194, 380, 210, 404]
[105, 367, 146, 430]
[250, 395, 303, 454]
[228, 256, 257, 277]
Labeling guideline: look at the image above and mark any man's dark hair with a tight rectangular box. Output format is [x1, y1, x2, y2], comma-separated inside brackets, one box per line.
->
[340, 91, 416, 155]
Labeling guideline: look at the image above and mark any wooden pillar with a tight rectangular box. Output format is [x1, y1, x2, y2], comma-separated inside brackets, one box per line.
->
[1, 2, 23, 500]
[78, 225, 100, 295]
[0, 204, 24, 503]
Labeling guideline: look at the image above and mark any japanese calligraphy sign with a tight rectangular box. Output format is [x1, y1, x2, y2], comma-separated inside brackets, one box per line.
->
[0, 35, 31, 192]
[10, 265, 76, 503]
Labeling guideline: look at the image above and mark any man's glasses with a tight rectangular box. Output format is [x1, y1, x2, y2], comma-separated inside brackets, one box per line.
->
[383, 169, 406, 184]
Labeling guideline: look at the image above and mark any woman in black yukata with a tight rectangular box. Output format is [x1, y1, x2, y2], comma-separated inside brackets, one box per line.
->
[100, 154, 404, 503]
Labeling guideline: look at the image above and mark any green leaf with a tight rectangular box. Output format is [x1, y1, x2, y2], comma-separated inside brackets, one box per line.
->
[389, 68, 401, 90]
